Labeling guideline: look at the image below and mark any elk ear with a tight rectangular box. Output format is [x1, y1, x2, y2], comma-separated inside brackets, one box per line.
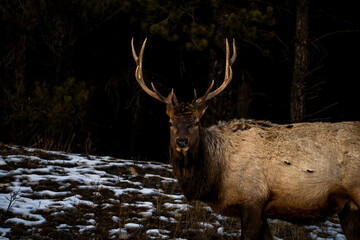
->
[196, 103, 208, 117]
[166, 90, 179, 117]
[166, 105, 172, 117]
[171, 91, 179, 106]
[200, 106, 207, 116]
[166, 89, 178, 107]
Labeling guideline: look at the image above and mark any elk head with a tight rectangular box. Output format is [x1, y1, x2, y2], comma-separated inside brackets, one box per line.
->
[131, 38, 237, 153]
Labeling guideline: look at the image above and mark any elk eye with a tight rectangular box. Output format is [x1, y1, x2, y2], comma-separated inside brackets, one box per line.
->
[169, 122, 173, 127]
[194, 121, 199, 126]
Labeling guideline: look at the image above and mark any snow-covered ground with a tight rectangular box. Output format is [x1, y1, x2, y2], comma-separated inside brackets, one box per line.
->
[0, 145, 345, 239]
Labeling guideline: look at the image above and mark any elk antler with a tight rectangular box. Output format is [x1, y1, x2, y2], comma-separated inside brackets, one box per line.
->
[195, 38, 237, 106]
[131, 38, 171, 104]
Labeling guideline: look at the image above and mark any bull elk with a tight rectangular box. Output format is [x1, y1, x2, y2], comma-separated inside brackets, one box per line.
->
[131, 38, 360, 240]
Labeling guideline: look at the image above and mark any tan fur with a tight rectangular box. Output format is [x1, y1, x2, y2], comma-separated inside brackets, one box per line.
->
[206, 120, 360, 219]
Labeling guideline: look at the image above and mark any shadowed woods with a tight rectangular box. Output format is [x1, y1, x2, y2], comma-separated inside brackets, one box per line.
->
[0, 0, 360, 160]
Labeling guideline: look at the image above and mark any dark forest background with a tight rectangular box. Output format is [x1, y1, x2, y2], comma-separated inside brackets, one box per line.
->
[1, 0, 359, 161]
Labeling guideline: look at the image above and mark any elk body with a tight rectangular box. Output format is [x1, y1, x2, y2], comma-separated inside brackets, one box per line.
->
[131, 38, 360, 240]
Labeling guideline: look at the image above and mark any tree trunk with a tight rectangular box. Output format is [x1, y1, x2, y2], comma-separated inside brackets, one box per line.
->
[291, 0, 309, 123]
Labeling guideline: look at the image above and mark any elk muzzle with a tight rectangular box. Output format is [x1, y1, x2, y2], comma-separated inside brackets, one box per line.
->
[176, 138, 189, 152]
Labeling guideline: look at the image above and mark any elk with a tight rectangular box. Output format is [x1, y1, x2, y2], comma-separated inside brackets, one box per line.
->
[131, 38, 360, 240]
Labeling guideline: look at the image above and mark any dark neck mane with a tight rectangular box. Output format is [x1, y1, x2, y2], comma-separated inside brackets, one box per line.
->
[170, 127, 223, 202]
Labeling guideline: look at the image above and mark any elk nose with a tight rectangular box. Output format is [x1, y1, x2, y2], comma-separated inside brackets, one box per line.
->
[176, 138, 188, 149]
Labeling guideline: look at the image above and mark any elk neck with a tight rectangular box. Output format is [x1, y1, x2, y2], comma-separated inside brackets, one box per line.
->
[170, 126, 224, 203]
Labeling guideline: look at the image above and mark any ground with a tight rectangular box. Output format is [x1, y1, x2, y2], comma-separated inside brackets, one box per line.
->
[0, 144, 345, 239]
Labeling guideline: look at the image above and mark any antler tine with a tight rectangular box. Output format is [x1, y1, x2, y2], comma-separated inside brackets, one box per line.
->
[150, 82, 171, 103]
[230, 38, 237, 66]
[195, 80, 214, 105]
[131, 38, 170, 103]
[131, 38, 139, 64]
[195, 38, 236, 106]
[191, 89, 198, 105]
[194, 89, 198, 99]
